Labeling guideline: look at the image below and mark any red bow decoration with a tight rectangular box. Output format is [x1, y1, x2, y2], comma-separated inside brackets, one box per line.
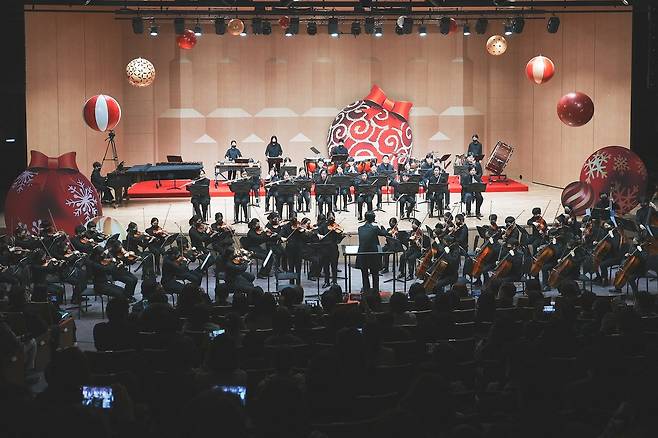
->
[28, 151, 79, 172]
[364, 85, 413, 121]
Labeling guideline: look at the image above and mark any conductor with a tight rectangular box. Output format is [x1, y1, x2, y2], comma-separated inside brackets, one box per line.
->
[356, 211, 388, 292]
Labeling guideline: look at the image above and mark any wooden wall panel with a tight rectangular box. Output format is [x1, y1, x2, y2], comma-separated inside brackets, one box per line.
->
[25, 13, 632, 186]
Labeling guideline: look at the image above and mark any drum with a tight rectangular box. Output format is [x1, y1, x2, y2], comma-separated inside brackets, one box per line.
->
[485, 141, 514, 175]
[304, 158, 319, 174]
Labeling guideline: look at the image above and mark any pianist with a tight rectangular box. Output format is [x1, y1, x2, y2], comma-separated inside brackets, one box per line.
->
[225, 140, 242, 179]
[265, 135, 283, 172]
[91, 161, 114, 204]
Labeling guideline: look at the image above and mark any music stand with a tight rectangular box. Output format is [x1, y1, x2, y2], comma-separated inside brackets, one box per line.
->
[276, 183, 301, 220]
[281, 165, 297, 177]
[166, 155, 183, 163]
[229, 180, 253, 224]
[315, 184, 338, 215]
[342, 244, 397, 295]
[397, 182, 420, 220]
[329, 175, 353, 211]
[367, 175, 387, 212]
[330, 153, 349, 166]
[462, 182, 487, 218]
[453, 165, 470, 177]
[427, 182, 449, 216]
[377, 168, 396, 204]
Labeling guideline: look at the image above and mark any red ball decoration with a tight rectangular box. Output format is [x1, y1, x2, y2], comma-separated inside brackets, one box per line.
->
[4, 151, 102, 236]
[557, 91, 594, 127]
[278, 16, 290, 28]
[83, 94, 121, 132]
[561, 181, 595, 216]
[306, 161, 317, 174]
[327, 85, 413, 168]
[526, 55, 555, 84]
[579, 146, 648, 214]
[177, 29, 197, 50]
[328, 163, 337, 175]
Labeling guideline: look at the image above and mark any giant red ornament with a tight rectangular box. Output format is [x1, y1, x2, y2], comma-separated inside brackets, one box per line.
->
[561, 181, 595, 216]
[449, 18, 458, 34]
[177, 29, 197, 50]
[526, 55, 555, 84]
[579, 146, 648, 214]
[4, 151, 102, 236]
[83, 94, 121, 132]
[557, 91, 594, 127]
[327, 85, 413, 168]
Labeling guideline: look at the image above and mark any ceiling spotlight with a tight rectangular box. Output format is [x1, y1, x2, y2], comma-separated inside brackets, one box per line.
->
[504, 24, 513, 36]
[262, 20, 272, 35]
[215, 18, 226, 35]
[307, 21, 317, 35]
[174, 18, 185, 35]
[439, 17, 451, 35]
[289, 17, 299, 35]
[285, 28, 293, 37]
[149, 22, 158, 37]
[240, 28, 247, 37]
[621, 0, 629, 5]
[418, 25, 427, 37]
[395, 25, 405, 36]
[131, 17, 143, 34]
[547, 16, 560, 33]
[374, 26, 383, 37]
[512, 17, 525, 34]
[328, 18, 339, 37]
[351, 21, 361, 36]
[463, 24, 471, 36]
[365, 17, 375, 34]
[194, 23, 203, 37]
[475, 18, 488, 34]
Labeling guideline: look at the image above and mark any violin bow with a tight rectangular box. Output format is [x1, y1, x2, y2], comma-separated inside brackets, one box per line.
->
[162, 204, 173, 230]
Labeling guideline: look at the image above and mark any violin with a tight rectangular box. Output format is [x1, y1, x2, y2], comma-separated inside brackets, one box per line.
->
[533, 217, 548, 236]
[100, 255, 123, 269]
[117, 247, 141, 264]
[232, 249, 253, 265]
[42, 257, 64, 268]
[175, 255, 190, 266]
[411, 228, 424, 248]
[327, 222, 344, 234]
[150, 226, 168, 238]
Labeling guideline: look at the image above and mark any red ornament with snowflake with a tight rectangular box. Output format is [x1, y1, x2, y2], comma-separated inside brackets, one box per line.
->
[4, 151, 102, 235]
[327, 85, 413, 168]
[579, 146, 648, 214]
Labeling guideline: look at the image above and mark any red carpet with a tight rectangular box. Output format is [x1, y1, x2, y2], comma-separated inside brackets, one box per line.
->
[127, 176, 527, 199]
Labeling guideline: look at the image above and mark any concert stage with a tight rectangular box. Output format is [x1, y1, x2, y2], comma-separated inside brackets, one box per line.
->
[126, 175, 528, 199]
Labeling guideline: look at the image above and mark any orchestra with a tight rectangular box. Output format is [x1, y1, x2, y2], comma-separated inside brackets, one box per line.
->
[2, 138, 655, 313]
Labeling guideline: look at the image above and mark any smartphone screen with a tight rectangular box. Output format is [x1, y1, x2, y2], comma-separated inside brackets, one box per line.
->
[543, 305, 555, 314]
[48, 294, 59, 304]
[208, 329, 225, 340]
[81, 386, 114, 409]
[215, 385, 247, 405]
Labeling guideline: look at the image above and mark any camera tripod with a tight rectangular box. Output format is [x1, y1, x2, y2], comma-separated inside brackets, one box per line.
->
[102, 130, 119, 169]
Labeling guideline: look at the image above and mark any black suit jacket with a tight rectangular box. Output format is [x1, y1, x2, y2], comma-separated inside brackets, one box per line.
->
[356, 222, 387, 269]
[467, 141, 483, 157]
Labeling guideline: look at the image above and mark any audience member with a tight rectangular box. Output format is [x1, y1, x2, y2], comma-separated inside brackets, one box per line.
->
[93, 297, 138, 351]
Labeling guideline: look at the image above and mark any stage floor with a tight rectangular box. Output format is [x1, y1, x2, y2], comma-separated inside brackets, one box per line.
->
[89, 182, 558, 236]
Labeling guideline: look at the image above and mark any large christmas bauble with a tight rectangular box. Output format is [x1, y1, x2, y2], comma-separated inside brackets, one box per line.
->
[486, 35, 507, 56]
[561, 181, 595, 216]
[177, 29, 197, 50]
[526, 55, 555, 84]
[126, 57, 156, 87]
[557, 91, 594, 127]
[4, 151, 102, 236]
[228, 19, 245, 36]
[579, 146, 648, 214]
[83, 94, 121, 132]
[327, 85, 413, 168]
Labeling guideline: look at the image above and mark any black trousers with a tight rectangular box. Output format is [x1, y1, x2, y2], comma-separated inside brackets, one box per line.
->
[112, 269, 138, 297]
[227, 170, 237, 180]
[95, 282, 125, 299]
[323, 245, 339, 284]
[360, 266, 380, 292]
[464, 192, 483, 215]
[298, 191, 311, 211]
[62, 267, 88, 300]
[317, 195, 334, 215]
[399, 246, 422, 276]
[192, 201, 209, 222]
[357, 195, 374, 218]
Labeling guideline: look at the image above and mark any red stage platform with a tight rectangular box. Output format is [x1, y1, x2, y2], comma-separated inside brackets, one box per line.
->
[127, 175, 527, 199]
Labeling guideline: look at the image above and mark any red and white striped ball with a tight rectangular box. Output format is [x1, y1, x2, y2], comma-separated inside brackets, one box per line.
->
[561, 180, 595, 216]
[82, 94, 121, 132]
[526, 55, 555, 84]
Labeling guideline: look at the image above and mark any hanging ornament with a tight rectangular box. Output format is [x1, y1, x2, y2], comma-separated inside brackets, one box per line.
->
[486, 35, 507, 55]
[228, 18, 245, 36]
[525, 55, 555, 84]
[557, 91, 594, 127]
[396, 16, 406, 28]
[560, 181, 595, 216]
[82, 94, 121, 132]
[177, 29, 197, 49]
[278, 16, 290, 28]
[448, 18, 458, 34]
[125, 57, 156, 87]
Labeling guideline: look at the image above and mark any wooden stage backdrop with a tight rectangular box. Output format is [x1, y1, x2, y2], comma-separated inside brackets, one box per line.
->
[25, 12, 631, 188]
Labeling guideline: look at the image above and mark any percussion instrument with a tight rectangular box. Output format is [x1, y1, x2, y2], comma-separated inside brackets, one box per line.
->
[304, 158, 320, 174]
[485, 141, 514, 176]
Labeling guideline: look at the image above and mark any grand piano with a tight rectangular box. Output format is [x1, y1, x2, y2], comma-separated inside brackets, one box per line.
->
[107, 161, 203, 203]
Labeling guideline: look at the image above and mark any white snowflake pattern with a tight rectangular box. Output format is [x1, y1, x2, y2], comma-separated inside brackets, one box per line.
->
[65, 180, 98, 222]
[613, 156, 629, 173]
[610, 182, 640, 214]
[583, 151, 610, 182]
[11, 170, 37, 193]
[18, 219, 42, 235]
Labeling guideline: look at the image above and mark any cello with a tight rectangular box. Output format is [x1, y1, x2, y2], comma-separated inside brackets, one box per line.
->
[422, 248, 451, 292]
[547, 244, 583, 288]
[489, 248, 515, 283]
[470, 229, 501, 278]
[416, 245, 437, 279]
[613, 241, 650, 290]
[529, 243, 556, 277]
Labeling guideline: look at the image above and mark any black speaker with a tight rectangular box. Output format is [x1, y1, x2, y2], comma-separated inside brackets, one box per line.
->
[289, 17, 299, 35]
[439, 17, 451, 35]
[512, 17, 525, 34]
[547, 16, 560, 33]
[131, 17, 143, 34]
[174, 18, 185, 35]
[215, 18, 226, 35]
[252, 18, 262, 35]
[475, 18, 488, 34]
[262, 20, 272, 35]
[648, 5, 658, 89]
[364, 17, 375, 34]
[306, 21, 316, 35]
[403, 17, 413, 34]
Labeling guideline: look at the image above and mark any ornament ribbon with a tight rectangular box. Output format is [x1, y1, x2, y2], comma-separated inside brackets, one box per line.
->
[364, 85, 413, 121]
[28, 151, 79, 172]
